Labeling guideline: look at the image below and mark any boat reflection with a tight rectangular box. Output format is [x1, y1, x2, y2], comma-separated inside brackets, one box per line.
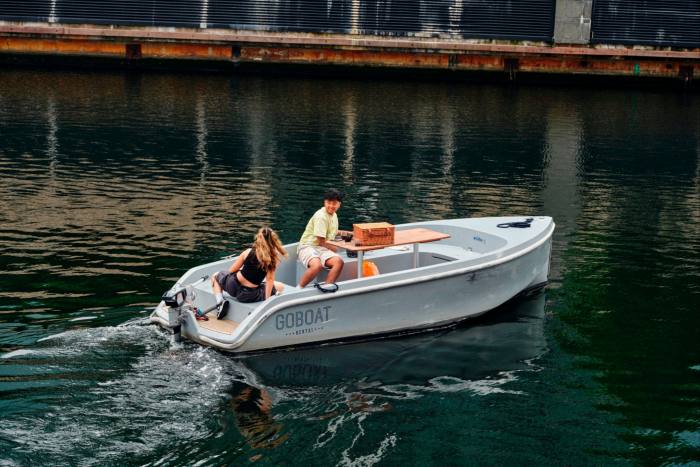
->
[220, 294, 546, 454]
[223, 381, 289, 453]
[227, 292, 546, 391]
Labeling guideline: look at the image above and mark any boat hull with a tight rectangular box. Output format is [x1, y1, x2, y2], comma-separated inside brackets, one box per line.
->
[236, 292, 546, 387]
[152, 216, 554, 353]
[224, 232, 551, 352]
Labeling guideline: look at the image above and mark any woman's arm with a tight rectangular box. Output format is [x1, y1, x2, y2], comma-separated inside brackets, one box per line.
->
[264, 270, 275, 300]
[228, 249, 250, 273]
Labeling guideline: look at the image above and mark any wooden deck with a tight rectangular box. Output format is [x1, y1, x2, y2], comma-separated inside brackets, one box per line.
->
[196, 312, 239, 335]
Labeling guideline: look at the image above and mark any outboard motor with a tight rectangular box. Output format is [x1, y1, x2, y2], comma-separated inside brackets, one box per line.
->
[159, 275, 208, 342]
[161, 275, 216, 342]
[161, 283, 198, 342]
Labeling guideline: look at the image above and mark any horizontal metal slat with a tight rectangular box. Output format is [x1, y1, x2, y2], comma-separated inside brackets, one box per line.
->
[0, 0, 51, 21]
[592, 0, 700, 47]
[1, 0, 555, 42]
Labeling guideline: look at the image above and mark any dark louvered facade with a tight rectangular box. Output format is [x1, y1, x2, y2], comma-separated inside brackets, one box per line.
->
[591, 0, 700, 48]
[1, 1, 52, 23]
[3, 0, 700, 47]
[0, 0, 555, 42]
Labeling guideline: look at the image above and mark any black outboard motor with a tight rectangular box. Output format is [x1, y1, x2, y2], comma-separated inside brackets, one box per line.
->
[161, 286, 188, 309]
[161, 285, 189, 342]
[160, 275, 208, 342]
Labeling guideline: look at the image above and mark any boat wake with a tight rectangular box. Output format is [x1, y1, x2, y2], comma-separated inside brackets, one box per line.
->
[0, 294, 547, 465]
[0, 324, 248, 465]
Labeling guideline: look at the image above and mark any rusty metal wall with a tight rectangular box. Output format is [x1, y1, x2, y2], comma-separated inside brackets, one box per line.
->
[0, 0, 555, 42]
[592, 0, 700, 48]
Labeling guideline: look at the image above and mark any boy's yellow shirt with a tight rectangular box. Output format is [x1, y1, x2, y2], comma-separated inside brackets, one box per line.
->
[299, 207, 338, 247]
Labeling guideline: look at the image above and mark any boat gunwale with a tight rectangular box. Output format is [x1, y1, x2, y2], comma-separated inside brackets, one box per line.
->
[169, 217, 542, 293]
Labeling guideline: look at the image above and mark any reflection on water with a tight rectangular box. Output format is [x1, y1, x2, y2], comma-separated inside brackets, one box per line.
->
[1, 69, 699, 465]
[222, 295, 548, 463]
[0, 295, 545, 465]
[241, 293, 545, 390]
[226, 381, 288, 457]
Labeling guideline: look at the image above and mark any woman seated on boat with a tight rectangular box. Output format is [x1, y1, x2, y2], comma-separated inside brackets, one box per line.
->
[211, 227, 288, 314]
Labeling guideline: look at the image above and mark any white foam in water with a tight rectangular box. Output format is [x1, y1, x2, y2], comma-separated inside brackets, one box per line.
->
[314, 392, 398, 467]
[31, 325, 164, 360]
[70, 316, 97, 322]
[429, 372, 524, 396]
[37, 331, 70, 342]
[339, 433, 398, 467]
[0, 458, 22, 467]
[315, 412, 356, 449]
[377, 371, 523, 399]
[0, 332, 243, 466]
[1, 349, 37, 359]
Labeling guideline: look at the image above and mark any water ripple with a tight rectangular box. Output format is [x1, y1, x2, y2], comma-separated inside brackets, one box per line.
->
[1, 69, 699, 465]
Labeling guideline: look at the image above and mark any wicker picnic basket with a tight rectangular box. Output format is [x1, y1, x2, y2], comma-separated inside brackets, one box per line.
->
[353, 222, 395, 246]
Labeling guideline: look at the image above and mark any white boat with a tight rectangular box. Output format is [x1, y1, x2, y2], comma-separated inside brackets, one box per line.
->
[150, 216, 554, 353]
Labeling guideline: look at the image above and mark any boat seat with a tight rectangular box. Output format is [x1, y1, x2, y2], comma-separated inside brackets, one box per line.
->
[421, 244, 480, 261]
[351, 244, 477, 263]
[192, 281, 274, 321]
[295, 260, 330, 283]
[223, 297, 260, 317]
[222, 285, 298, 318]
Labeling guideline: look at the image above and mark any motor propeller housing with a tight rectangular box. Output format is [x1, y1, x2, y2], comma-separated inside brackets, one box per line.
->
[161, 286, 187, 308]
[161, 285, 194, 332]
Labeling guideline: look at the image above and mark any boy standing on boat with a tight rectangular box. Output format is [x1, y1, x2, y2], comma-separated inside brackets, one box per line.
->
[297, 188, 345, 288]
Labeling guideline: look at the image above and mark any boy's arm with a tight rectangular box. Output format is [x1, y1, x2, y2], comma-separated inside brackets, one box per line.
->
[312, 216, 338, 251]
[316, 236, 337, 252]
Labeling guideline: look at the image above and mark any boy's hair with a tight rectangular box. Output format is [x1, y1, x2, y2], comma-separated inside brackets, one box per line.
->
[323, 188, 343, 202]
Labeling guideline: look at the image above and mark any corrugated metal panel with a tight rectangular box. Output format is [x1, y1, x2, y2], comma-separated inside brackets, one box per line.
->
[592, 0, 700, 48]
[56, 0, 204, 27]
[156, 0, 206, 26]
[57, 0, 158, 26]
[207, 0, 555, 41]
[0, 0, 555, 42]
[0, 0, 51, 22]
[206, 0, 352, 33]
[355, 0, 554, 39]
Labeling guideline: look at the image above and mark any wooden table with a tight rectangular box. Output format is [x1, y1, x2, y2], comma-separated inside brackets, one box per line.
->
[326, 228, 451, 278]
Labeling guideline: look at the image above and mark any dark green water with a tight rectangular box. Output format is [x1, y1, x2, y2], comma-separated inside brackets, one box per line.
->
[1, 69, 699, 466]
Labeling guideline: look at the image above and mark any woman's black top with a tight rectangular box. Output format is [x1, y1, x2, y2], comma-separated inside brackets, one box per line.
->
[240, 248, 267, 285]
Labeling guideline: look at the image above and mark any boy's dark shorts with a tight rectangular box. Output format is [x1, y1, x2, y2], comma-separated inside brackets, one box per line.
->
[215, 272, 276, 303]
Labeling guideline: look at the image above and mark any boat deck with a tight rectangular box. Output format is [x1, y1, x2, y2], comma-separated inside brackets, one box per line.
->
[190, 241, 484, 325]
[196, 311, 240, 334]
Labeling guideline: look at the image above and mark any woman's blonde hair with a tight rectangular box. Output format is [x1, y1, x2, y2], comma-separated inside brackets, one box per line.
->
[252, 227, 288, 272]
